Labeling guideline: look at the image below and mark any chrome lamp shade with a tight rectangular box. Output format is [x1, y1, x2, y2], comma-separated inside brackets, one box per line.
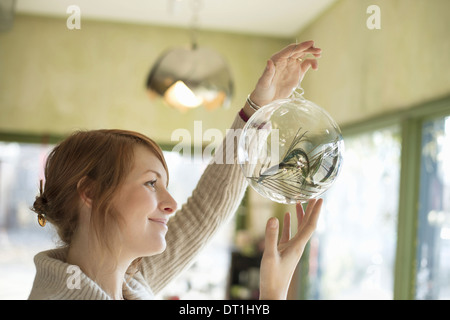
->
[146, 46, 233, 111]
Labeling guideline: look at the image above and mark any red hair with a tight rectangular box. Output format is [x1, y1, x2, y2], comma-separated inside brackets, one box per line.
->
[32, 129, 168, 257]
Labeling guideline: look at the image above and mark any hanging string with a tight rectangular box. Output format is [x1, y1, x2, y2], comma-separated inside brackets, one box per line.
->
[189, 0, 203, 49]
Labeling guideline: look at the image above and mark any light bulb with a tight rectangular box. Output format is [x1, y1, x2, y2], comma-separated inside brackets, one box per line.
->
[164, 80, 203, 110]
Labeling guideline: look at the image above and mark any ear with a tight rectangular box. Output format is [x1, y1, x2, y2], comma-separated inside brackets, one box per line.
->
[77, 176, 94, 209]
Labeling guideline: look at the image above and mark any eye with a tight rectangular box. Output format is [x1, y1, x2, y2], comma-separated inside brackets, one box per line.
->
[145, 179, 157, 190]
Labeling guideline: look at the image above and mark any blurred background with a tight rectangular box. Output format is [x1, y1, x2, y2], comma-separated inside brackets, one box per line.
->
[0, 0, 449, 300]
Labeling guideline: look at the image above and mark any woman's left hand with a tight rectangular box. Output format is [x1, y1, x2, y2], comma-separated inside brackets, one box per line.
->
[259, 198, 323, 300]
[250, 41, 322, 108]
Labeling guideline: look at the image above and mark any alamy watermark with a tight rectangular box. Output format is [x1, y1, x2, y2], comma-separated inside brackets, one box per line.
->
[66, 5, 81, 30]
[65, 4, 382, 31]
[171, 121, 281, 166]
[366, 5, 381, 30]
[66, 265, 81, 290]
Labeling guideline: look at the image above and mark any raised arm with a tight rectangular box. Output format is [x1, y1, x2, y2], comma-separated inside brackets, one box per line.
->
[140, 41, 322, 295]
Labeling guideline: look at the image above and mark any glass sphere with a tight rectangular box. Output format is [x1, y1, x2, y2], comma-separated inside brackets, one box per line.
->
[238, 93, 344, 204]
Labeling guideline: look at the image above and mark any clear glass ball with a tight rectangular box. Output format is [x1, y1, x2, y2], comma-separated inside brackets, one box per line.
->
[238, 94, 344, 204]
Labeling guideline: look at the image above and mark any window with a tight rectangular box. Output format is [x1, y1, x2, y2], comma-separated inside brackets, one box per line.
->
[296, 97, 450, 300]
[416, 115, 450, 299]
[307, 126, 401, 299]
[0, 141, 56, 299]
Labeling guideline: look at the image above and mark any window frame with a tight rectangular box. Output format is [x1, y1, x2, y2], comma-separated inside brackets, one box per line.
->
[295, 94, 450, 300]
[393, 96, 450, 300]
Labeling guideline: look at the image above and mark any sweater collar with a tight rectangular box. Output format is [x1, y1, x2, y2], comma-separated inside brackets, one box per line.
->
[29, 248, 153, 300]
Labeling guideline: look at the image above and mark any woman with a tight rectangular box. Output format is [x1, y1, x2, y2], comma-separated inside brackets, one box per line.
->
[29, 41, 323, 300]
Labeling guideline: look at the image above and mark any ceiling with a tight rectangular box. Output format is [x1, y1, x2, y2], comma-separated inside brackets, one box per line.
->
[15, 0, 337, 38]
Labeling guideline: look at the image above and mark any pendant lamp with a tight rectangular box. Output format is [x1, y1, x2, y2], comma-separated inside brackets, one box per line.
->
[146, 0, 233, 111]
[146, 44, 233, 111]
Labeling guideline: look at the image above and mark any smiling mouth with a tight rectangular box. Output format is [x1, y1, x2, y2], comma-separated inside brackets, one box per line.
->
[148, 218, 168, 227]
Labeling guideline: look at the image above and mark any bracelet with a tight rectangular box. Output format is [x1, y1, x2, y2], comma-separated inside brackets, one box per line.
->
[246, 94, 261, 112]
[238, 108, 250, 122]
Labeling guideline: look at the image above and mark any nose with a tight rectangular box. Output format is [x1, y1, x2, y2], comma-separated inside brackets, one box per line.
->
[159, 190, 178, 215]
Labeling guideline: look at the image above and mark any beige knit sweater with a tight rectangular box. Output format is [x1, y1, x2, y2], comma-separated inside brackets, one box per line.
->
[28, 114, 248, 300]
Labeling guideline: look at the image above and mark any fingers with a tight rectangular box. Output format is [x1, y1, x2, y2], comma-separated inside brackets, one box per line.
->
[296, 199, 318, 230]
[305, 199, 317, 215]
[289, 48, 322, 61]
[292, 199, 323, 248]
[269, 42, 321, 89]
[255, 59, 276, 89]
[296, 202, 305, 228]
[301, 58, 319, 72]
[264, 218, 279, 257]
[279, 212, 291, 244]
[271, 41, 312, 60]
[303, 198, 323, 231]
[271, 41, 322, 63]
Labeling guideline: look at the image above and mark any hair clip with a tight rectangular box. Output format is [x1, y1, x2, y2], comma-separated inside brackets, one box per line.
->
[37, 179, 47, 227]
[38, 214, 46, 227]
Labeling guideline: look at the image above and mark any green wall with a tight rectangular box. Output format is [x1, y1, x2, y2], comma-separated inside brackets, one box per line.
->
[296, 0, 450, 126]
[0, 14, 287, 144]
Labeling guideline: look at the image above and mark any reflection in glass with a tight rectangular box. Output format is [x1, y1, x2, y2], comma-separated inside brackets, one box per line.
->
[307, 126, 401, 299]
[416, 116, 450, 300]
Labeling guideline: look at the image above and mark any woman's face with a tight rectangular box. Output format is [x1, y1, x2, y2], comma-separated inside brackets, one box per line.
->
[112, 144, 177, 259]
